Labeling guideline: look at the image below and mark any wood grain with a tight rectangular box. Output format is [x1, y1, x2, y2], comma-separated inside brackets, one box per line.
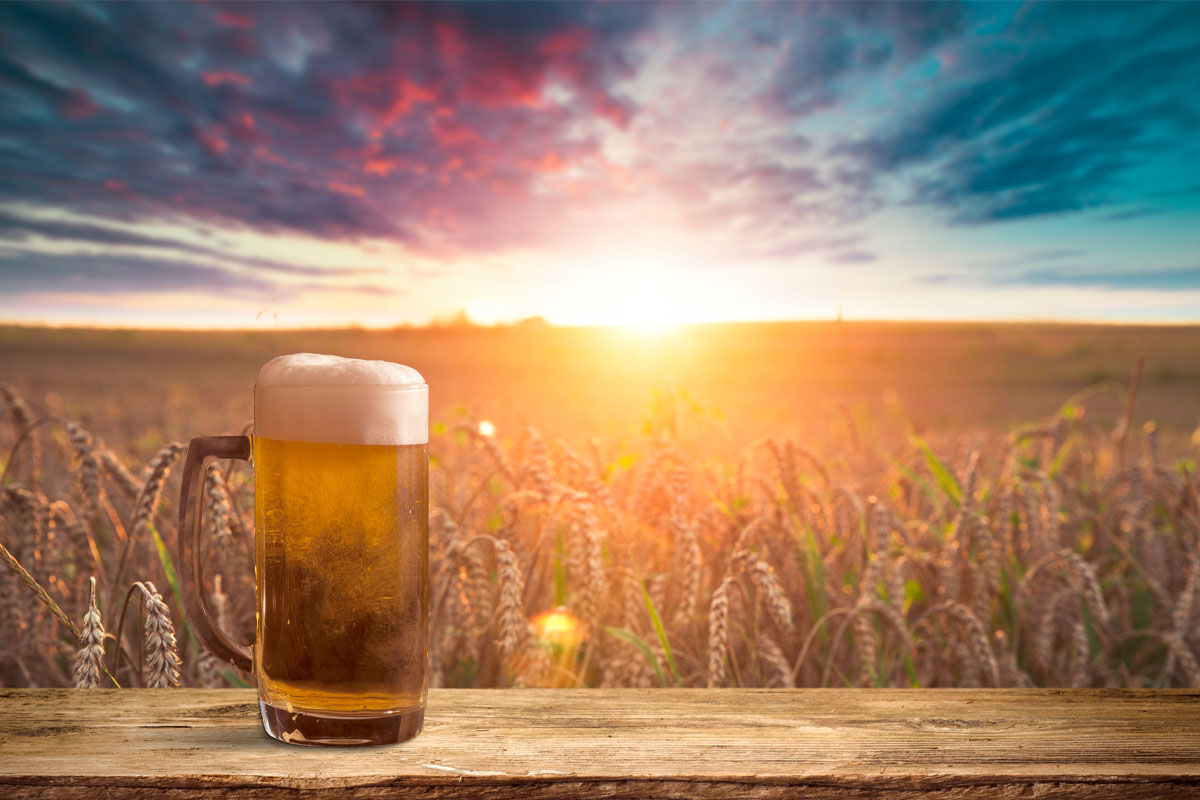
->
[2, 689, 1199, 798]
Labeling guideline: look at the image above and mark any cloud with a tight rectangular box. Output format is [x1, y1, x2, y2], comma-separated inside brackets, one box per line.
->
[0, 0, 1196, 311]
[826, 250, 877, 265]
[995, 266, 1200, 292]
[0, 250, 396, 297]
[0, 1, 655, 253]
[0, 209, 381, 277]
[834, 3, 1200, 223]
[766, 1, 963, 115]
[0, 251, 276, 296]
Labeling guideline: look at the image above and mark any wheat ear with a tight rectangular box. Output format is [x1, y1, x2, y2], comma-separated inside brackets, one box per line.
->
[758, 633, 793, 687]
[494, 538, 527, 658]
[131, 443, 185, 539]
[73, 577, 105, 688]
[521, 427, 555, 501]
[707, 575, 735, 687]
[741, 551, 794, 634]
[66, 422, 101, 523]
[139, 581, 181, 688]
[204, 463, 232, 554]
[99, 449, 141, 499]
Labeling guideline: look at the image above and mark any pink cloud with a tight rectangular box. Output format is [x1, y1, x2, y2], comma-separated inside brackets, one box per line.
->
[202, 71, 252, 88]
[197, 127, 229, 155]
[216, 10, 254, 29]
[328, 180, 365, 198]
[61, 89, 100, 120]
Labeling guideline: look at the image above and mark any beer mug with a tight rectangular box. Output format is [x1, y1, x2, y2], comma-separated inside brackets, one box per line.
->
[177, 354, 429, 746]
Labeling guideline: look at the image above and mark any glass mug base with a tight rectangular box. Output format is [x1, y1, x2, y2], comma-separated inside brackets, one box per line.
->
[259, 700, 425, 746]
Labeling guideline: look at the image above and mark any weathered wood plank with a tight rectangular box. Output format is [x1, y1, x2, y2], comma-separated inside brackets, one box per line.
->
[1, 689, 1198, 798]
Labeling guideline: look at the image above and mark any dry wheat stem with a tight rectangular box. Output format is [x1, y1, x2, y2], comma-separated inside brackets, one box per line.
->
[0, 538, 81, 639]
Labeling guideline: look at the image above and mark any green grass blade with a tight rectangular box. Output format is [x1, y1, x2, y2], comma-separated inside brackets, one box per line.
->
[800, 527, 828, 650]
[220, 667, 250, 688]
[912, 435, 961, 506]
[603, 626, 667, 687]
[639, 578, 680, 685]
[902, 654, 920, 687]
[552, 534, 567, 607]
[887, 456, 944, 517]
[149, 525, 199, 654]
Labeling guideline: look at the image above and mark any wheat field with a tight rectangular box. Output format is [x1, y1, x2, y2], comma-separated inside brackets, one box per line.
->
[1, 325, 1199, 691]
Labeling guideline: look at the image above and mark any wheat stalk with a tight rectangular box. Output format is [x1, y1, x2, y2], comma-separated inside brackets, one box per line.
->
[521, 427, 554, 501]
[99, 448, 141, 499]
[139, 581, 181, 688]
[50, 500, 94, 580]
[494, 538, 527, 658]
[933, 603, 999, 687]
[72, 577, 105, 688]
[1163, 633, 1200, 686]
[853, 599, 879, 683]
[65, 422, 101, 523]
[671, 474, 702, 628]
[1023, 548, 1111, 631]
[204, 463, 232, 554]
[960, 451, 980, 510]
[130, 443, 185, 539]
[737, 549, 794, 634]
[1070, 621, 1091, 687]
[707, 574, 735, 687]
[758, 633, 793, 687]
[1175, 554, 1200, 641]
[0, 382, 32, 430]
[0, 537, 80, 638]
[197, 575, 230, 688]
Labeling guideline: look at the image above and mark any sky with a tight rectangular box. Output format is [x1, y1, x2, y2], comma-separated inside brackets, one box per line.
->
[0, 0, 1198, 328]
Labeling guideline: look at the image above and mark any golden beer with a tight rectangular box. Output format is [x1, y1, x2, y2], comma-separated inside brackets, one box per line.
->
[253, 437, 428, 716]
[251, 353, 429, 744]
[179, 353, 428, 745]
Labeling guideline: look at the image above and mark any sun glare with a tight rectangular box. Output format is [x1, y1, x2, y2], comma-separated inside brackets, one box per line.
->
[611, 270, 681, 334]
[547, 246, 723, 331]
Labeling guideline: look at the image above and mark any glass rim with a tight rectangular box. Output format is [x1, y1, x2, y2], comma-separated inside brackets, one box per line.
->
[254, 382, 428, 391]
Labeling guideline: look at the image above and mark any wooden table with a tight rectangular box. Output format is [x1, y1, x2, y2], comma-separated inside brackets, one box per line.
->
[2, 689, 1198, 798]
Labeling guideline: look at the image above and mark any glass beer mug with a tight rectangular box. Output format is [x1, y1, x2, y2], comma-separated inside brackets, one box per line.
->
[177, 354, 429, 746]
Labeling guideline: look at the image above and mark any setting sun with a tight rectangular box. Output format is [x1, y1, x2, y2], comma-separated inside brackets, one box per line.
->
[543, 245, 732, 330]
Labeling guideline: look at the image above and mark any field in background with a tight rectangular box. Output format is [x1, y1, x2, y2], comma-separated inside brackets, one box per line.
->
[2, 322, 1199, 462]
[1, 321, 1199, 692]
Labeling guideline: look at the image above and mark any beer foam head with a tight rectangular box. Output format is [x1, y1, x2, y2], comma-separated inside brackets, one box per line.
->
[255, 354, 427, 445]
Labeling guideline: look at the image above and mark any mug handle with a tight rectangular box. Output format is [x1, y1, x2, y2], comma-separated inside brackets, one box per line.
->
[177, 435, 254, 673]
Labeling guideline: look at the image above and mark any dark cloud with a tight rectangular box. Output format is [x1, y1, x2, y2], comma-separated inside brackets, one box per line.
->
[767, 1, 962, 115]
[0, 0, 655, 252]
[834, 3, 1200, 223]
[0, 210, 381, 277]
[0, 250, 395, 297]
[0, 251, 275, 295]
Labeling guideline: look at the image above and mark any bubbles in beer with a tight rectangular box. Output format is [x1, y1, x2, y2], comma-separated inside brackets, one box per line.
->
[255, 427, 429, 713]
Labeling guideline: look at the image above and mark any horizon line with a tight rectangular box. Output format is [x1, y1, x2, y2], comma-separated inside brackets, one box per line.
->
[3, 317, 1200, 334]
